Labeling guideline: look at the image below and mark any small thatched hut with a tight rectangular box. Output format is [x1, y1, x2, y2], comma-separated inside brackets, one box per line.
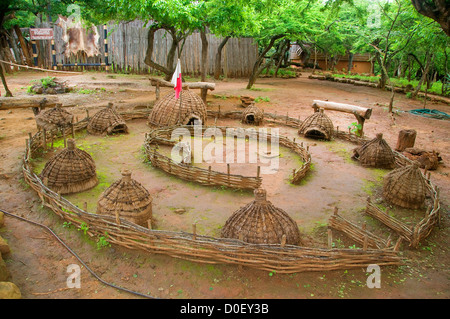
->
[241, 103, 264, 125]
[35, 103, 74, 131]
[87, 103, 128, 135]
[148, 89, 207, 127]
[40, 139, 98, 194]
[97, 169, 153, 228]
[383, 161, 427, 209]
[352, 133, 396, 168]
[298, 108, 334, 140]
[221, 188, 301, 245]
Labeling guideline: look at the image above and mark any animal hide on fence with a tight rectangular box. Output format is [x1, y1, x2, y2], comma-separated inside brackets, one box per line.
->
[56, 15, 100, 57]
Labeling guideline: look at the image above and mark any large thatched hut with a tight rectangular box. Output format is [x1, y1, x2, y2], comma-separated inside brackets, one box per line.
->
[40, 139, 98, 194]
[97, 169, 153, 228]
[221, 188, 301, 245]
[148, 89, 207, 127]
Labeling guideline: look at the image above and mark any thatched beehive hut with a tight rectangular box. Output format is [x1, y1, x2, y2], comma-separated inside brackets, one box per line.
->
[40, 139, 98, 194]
[221, 188, 301, 245]
[383, 161, 427, 209]
[87, 103, 128, 135]
[298, 109, 334, 140]
[35, 103, 74, 131]
[352, 133, 396, 168]
[241, 103, 264, 125]
[148, 89, 207, 127]
[97, 169, 153, 228]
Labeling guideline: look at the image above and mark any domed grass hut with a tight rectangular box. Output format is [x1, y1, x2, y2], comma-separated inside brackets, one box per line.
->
[221, 188, 301, 245]
[383, 161, 427, 209]
[298, 108, 334, 140]
[241, 103, 264, 125]
[148, 89, 207, 127]
[97, 169, 153, 228]
[35, 103, 74, 132]
[87, 103, 128, 135]
[352, 133, 396, 169]
[40, 139, 98, 194]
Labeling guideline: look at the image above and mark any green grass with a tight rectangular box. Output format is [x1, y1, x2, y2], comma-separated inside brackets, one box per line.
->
[332, 74, 445, 96]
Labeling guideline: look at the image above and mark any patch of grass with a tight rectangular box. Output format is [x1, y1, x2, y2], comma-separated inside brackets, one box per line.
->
[254, 96, 270, 103]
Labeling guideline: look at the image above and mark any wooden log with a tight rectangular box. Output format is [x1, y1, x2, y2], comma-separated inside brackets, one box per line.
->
[149, 77, 215, 91]
[0, 96, 60, 110]
[312, 100, 372, 119]
[395, 129, 417, 152]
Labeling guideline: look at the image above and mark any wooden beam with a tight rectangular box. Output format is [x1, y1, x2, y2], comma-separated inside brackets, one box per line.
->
[312, 100, 372, 119]
[0, 96, 60, 111]
[149, 77, 215, 91]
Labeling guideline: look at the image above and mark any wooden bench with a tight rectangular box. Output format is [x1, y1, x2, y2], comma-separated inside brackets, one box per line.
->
[149, 77, 215, 103]
[312, 100, 372, 136]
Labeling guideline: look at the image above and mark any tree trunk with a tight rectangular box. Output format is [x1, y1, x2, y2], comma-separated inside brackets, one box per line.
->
[274, 40, 289, 78]
[246, 35, 283, 89]
[214, 36, 230, 80]
[412, 53, 433, 98]
[347, 52, 354, 73]
[200, 29, 208, 82]
[395, 129, 417, 152]
[0, 62, 12, 97]
[13, 25, 32, 66]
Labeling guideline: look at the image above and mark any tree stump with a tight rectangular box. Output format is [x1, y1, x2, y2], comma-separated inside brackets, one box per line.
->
[395, 129, 417, 152]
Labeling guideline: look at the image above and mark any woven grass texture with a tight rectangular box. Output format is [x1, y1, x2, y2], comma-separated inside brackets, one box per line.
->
[87, 103, 128, 135]
[148, 89, 207, 127]
[40, 138, 98, 194]
[298, 109, 334, 140]
[352, 133, 396, 168]
[383, 161, 427, 209]
[97, 169, 152, 228]
[35, 104, 74, 131]
[222, 188, 301, 245]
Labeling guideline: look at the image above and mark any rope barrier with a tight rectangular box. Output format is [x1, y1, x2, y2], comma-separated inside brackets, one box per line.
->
[0, 208, 158, 299]
[0, 59, 83, 74]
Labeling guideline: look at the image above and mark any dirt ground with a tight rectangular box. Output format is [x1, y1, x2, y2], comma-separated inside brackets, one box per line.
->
[0, 70, 449, 299]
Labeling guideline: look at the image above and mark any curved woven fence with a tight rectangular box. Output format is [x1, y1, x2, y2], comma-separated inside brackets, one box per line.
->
[20, 112, 404, 273]
[144, 125, 312, 189]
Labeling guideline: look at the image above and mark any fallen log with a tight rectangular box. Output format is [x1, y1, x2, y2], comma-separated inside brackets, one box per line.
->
[0, 96, 60, 111]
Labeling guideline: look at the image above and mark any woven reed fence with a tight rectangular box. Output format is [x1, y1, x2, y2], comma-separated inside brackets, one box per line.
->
[144, 124, 312, 188]
[21, 114, 403, 273]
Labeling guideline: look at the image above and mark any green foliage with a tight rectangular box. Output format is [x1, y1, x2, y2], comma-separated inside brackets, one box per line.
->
[96, 232, 111, 250]
[39, 76, 57, 89]
[348, 122, 362, 136]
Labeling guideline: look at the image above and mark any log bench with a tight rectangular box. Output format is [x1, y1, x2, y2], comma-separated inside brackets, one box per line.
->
[312, 100, 372, 136]
[149, 77, 215, 103]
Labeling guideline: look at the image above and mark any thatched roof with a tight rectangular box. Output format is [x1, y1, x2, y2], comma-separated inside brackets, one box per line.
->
[97, 169, 152, 228]
[298, 109, 334, 140]
[241, 104, 264, 125]
[383, 161, 427, 209]
[352, 133, 396, 168]
[87, 103, 128, 135]
[40, 139, 98, 194]
[148, 89, 207, 127]
[221, 188, 301, 245]
[35, 104, 74, 131]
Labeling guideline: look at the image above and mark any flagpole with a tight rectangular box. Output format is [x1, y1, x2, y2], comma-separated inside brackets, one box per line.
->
[176, 42, 182, 125]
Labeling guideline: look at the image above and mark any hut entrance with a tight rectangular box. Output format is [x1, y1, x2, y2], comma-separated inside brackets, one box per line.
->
[305, 128, 327, 140]
[110, 124, 128, 134]
[186, 115, 201, 126]
[246, 114, 255, 124]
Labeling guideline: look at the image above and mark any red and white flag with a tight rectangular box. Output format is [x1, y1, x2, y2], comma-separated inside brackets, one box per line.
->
[171, 59, 182, 99]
